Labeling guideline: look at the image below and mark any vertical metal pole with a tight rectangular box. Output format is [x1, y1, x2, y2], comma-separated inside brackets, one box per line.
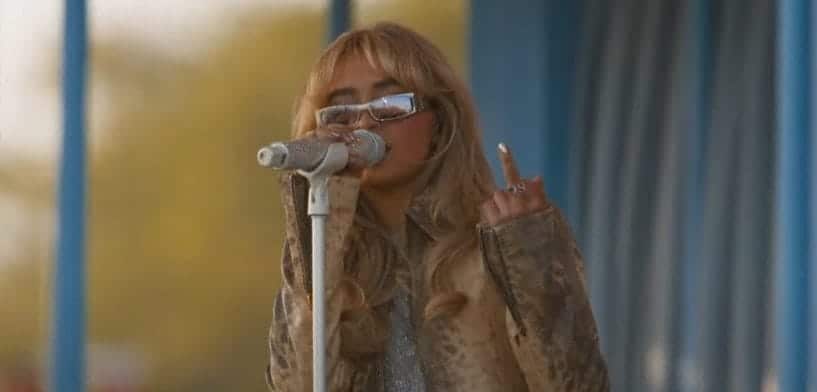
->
[312, 215, 327, 392]
[314, 2, 349, 390]
[775, 0, 811, 390]
[301, 145, 349, 392]
[328, 0, 351, 43]
[51, 0, 88, 391]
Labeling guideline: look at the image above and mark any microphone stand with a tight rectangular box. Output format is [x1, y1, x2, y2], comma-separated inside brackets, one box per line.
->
[296, 143, 349, 392]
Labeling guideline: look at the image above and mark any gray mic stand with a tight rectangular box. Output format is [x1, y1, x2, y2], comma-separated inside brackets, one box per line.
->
[257, 130, 385, 392]
[296, 143, 349, 392]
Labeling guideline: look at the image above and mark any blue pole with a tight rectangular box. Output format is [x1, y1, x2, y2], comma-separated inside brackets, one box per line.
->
[775, 0, 811, 390]
[810, 0, 817, 385]
[51, 0, 87, 391]
[328, 0, 351, 43]
[678, 1, 710, 391]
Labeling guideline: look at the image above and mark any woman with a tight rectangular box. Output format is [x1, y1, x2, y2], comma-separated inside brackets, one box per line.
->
[266, 22, 609, 392]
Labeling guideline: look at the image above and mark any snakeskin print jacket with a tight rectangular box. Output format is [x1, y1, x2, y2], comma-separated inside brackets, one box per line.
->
[266, 173, 610, 391]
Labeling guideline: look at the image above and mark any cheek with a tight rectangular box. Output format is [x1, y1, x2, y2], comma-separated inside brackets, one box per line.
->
[382, 111, 435, 162]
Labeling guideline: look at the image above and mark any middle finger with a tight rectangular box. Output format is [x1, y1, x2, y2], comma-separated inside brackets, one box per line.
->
[498, 142, 522, 187]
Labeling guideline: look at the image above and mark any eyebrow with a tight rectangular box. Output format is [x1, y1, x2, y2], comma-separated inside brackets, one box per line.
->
[326, 87, 356, 104]
[373, 78, 400, 93]
[326, 78, 401, 104]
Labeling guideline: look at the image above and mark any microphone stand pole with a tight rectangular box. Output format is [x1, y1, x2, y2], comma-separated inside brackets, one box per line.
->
[297, 143, 349, 392]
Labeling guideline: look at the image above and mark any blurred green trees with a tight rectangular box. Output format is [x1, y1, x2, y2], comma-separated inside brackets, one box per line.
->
[0, 1, 464, 390]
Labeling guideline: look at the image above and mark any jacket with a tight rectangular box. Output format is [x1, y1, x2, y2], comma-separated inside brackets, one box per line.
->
[266, 173, 610, 391]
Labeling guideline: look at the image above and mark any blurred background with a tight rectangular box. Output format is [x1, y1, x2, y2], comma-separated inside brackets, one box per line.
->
[0, 0, 813, 391]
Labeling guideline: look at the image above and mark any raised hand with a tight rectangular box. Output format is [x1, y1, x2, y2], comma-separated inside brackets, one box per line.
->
[480, 143, 549, 226]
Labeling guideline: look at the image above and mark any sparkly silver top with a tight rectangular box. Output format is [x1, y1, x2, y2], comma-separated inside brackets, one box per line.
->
[384, 289, 426, 392]
[383, 225, 426, 392]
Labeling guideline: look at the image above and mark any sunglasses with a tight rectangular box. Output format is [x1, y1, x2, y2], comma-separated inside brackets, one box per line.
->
[315, 92, 424, 127]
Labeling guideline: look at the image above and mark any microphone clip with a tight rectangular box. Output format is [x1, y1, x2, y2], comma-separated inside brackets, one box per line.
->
[297, 142, 349, 216]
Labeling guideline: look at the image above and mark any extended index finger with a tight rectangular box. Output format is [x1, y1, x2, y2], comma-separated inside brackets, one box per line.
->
[498, 143, 522, 186]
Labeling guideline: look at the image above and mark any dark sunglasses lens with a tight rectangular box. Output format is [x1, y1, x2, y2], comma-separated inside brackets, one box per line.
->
[371, 95, 414, 121]
[320, 106, 358, 125]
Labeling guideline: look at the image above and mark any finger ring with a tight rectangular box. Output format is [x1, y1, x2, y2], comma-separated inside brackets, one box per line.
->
[508, 183, 526, 194]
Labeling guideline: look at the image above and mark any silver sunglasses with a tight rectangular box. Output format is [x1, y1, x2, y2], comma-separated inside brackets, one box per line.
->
[315, 92, 423, 126]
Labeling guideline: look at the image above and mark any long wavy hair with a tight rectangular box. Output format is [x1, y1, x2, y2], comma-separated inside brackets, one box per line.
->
[290, 22, 495, 360]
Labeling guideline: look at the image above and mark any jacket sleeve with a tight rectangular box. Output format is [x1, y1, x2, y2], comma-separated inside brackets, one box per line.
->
[266, 173, 369, 392]
[478, 206, 610, 392]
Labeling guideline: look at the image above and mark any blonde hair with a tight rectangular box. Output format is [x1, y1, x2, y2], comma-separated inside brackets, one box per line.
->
[291, 22, 495, 360]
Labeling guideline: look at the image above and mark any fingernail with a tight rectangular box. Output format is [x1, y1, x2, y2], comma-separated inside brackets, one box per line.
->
[498, 143, 509, 154]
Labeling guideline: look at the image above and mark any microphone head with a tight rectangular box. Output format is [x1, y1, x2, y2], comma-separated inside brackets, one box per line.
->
[257, 144, 287, 167]
[352, 129, 387, 166]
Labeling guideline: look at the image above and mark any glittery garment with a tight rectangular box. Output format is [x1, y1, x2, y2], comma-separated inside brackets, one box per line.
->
[382, 221, 426, 392]
[383, 289, 426, 392]
[266, 173, 610, 392]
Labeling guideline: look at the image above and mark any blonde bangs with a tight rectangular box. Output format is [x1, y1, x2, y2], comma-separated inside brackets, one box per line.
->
[301, 24, 452, 114]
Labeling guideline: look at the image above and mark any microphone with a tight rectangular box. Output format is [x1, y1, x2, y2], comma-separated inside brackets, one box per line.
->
[257, 129, 386, 171]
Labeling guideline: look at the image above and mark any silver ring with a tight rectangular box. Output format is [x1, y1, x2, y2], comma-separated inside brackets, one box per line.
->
[508, 183, 527, 194]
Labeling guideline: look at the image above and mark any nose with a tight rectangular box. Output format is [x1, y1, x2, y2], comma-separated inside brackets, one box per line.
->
[353, 110, 379, 131]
